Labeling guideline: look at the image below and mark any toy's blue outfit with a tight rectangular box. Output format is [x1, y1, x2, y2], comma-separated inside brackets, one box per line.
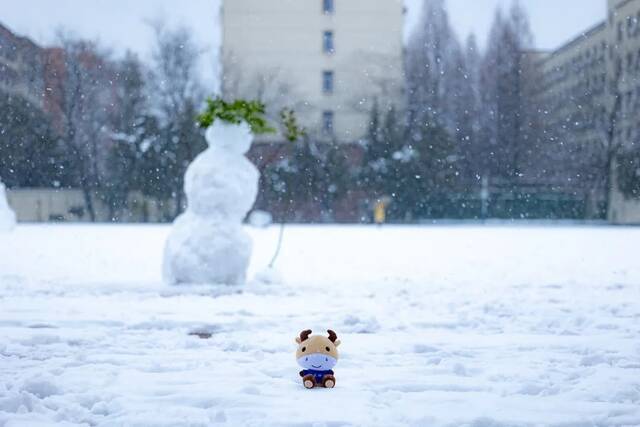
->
[299, 369, 334, 384]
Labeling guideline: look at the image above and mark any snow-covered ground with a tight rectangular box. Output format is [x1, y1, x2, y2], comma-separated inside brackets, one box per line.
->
[1, 224, 639, 426]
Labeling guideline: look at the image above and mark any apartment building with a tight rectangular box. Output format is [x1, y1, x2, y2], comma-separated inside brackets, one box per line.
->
[0, 22, 45, 108]
[537, 0, 640, 223]
[221, 0, 405, 142]
[0, 23, 69, 132]
[608, 0, 640, 152]
[537, 23, 607, 152]
[608, 0, 640, 223]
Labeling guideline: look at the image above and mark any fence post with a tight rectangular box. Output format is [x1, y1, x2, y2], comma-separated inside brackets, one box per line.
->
[480, 176, 490, 219]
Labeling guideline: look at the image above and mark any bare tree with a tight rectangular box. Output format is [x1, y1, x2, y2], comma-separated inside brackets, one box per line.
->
[447, 34, 482, 188]
[599, 56, 625, 217]
[479, 2, 534, 186]
[406, 0, 459, 135]
[348, 50, 405, 119]
[100, 52, 149, 220]
[147, 22, 206, 217]
[148, 22, 203, 121]
[222, 52, 299, 128]
[54, 33, 114, 221]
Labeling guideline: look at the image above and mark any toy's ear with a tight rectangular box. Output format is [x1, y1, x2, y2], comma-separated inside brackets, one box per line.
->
[334, 339, 341, 347]
[295, 337, 302, 344]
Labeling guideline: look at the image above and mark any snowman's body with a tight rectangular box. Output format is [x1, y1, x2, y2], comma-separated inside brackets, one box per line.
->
[0, 182, 16, 232]
[163, 122, 259, 285]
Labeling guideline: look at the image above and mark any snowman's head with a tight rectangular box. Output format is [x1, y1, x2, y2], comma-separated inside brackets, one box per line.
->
[205, 121, 253, 154]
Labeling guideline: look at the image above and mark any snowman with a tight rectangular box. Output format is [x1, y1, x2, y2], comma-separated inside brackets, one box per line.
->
[0, 181, 16, 232]
[163, 120, 259, 285]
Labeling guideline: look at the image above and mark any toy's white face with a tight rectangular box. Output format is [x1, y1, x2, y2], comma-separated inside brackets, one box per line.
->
[295, 332, 340, 370]
[297, 352, 337, 371]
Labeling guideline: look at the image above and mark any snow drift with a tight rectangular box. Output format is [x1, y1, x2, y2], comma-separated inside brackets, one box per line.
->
[0, 182, 16, 232]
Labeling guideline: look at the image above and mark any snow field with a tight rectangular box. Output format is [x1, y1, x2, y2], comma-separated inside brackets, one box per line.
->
[1, 224, 639, 426]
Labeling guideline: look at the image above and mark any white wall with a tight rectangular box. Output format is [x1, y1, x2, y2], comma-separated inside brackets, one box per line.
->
[6, 189, 177, 223]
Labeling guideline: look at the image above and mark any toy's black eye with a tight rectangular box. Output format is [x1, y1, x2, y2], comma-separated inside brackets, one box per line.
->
[325, 346, 330, 352]
[302, 347, 306, 352]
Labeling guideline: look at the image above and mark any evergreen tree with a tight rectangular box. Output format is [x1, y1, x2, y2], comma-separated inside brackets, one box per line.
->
[136, 116, 171, 212]
[360, 100, 393, 195]
[360, 103, 459, 220]
[264, 136, 349, 222]
[0, 92, 70, 188]
[103, 114, 163, 221]
[616, 148, 640, 200]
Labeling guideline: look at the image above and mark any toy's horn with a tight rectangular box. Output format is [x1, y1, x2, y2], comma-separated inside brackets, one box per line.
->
[327, 329, 337, 343]
[299, 329, 312, 342]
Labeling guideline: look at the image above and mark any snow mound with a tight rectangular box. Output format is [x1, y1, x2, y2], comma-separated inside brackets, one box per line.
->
[0, 182, 16, 232]
[252, 266, 284, 285]
[163, 122, 259, 286]
[248, 210, 273, 228]
[19, 376, 61, 399]
[163, 213, 252, 285]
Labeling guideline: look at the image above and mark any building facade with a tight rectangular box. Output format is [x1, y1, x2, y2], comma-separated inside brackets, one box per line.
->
[0, 23, 69, 130]
[536, 0, 640, 223]
[608, 0, 640, 223]
[0, 23, 46, 108]
[221, 0, 405, 142]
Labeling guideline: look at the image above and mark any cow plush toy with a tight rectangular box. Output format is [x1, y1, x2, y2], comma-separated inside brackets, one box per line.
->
[295, 329, 340, 389]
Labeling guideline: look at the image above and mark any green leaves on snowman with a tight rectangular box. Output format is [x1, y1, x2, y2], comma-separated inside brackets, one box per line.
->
[198, 97, 305, 143]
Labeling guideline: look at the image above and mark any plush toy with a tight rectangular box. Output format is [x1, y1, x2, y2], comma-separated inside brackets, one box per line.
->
[295, 329, 341, 389]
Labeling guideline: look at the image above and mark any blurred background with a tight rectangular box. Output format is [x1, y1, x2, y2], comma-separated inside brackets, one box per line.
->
[1, 0, 639, 224]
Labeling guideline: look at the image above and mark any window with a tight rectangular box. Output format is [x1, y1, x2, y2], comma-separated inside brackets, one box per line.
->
[618, 21, 624, 41]
[323, 30, 334, 53]
[322, 70, 334, 93]
[323, 0, 334, 14]
[322, 111, 334, 133]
